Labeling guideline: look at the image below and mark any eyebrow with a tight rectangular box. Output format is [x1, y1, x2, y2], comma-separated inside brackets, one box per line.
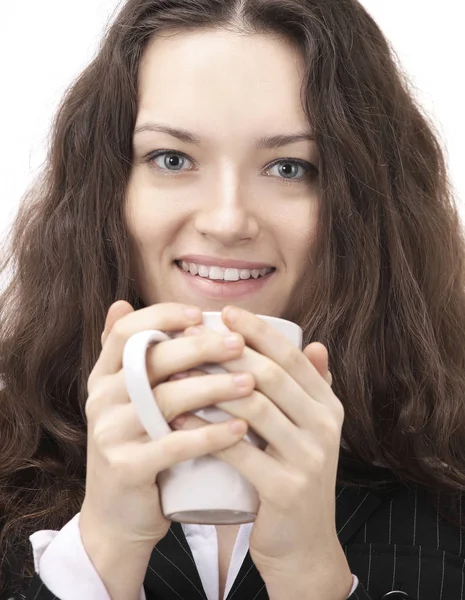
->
[133, 122, 315, 149]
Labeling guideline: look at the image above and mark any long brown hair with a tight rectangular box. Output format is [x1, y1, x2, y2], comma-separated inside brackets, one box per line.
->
[2, 0, 464, 596]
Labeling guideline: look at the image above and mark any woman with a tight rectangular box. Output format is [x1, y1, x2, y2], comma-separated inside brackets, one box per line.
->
[1, 0, 464, 599]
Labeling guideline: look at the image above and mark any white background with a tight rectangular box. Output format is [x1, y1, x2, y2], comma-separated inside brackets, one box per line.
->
[1, 0, 464, 246]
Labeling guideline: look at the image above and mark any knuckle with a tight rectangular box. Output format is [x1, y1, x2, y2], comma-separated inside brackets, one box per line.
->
[84, 398, 95, 422]
[321, 417, 340, 440]
[257, 364, 279, 387]
[279, 347, 299, 372]
[290, 473, 310, 496]
[246, 393, 268, 420]
[166, 434, 187, 459]
[105, 448, 134, 479]
[85, 387, 105, 421]
[92, 418, 114, 449]
[307, 448, 326, 473]
[112, 320, 129, 341]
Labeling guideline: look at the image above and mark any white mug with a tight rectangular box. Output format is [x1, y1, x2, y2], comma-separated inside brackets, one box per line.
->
[122, 311, 302, 525]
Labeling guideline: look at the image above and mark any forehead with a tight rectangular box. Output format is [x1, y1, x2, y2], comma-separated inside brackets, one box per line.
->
[136, 29, 309, 139]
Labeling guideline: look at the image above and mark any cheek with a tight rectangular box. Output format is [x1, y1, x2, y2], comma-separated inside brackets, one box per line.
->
[125, 193, 169, 248]
[279, 206, 317, 267]
[288, 232, 314, 272]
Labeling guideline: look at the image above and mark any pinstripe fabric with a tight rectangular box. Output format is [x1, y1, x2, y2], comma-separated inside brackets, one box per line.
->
[22, 482, 465, 600]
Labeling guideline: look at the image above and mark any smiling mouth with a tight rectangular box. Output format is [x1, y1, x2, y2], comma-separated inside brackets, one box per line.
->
[174, 260, 276, 283]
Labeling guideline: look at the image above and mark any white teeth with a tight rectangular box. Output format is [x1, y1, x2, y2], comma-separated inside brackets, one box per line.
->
[209, 266, 226, 280]
[179, 261, 273, 281]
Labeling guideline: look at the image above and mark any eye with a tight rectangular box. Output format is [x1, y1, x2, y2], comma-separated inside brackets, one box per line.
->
[144, 150, 319, 183]
[146, 150, 194, 174]
[265, 159, 319, 184]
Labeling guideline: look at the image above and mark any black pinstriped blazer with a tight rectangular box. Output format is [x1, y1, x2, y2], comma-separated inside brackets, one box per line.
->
[15, 473, 465, 600]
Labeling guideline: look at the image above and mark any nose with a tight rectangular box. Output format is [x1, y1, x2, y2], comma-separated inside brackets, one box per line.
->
[193, 172, 259, 246]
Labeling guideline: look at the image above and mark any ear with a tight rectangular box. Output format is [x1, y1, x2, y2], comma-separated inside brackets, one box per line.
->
[101, 300, 135, 348]
[303, 342, 332, 386]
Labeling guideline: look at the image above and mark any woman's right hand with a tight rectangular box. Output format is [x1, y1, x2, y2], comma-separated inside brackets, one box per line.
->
[80, 300, 252, 556]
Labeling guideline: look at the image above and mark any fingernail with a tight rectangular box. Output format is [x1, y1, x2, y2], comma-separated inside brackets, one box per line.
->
[224, 334, 241, 349]
[185, 307, 202, 320]
[233, 373, 250, 387]
[229, 419, 247, 434]
[171, 414, 188, 428]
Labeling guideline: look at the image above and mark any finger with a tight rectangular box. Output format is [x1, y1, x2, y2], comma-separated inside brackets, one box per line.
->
[212, 435, 287, 503]
[91, 303, 203, 382]
[221, 306, 329, 400]
[101, 301, 135, 348]
[134, 418, 249, 479]
[303, 342, 328, 373]
[144, 328, 245, 387]
[87, 364, 186, 418]
[154, 371, 254, 423]
[303, 343, 332, 386]
[168, 369, 208, 380]
[169, 412, 285, 500]
[86, 365, 252, 446]
[86, 367, 210, 421]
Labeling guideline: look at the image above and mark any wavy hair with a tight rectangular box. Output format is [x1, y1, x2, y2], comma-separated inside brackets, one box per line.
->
[1, 0, 464, 595]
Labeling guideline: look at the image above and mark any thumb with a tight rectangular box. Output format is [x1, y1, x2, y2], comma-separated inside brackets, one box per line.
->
[303, 342, 332, 386]
[101, 300, 135, 348]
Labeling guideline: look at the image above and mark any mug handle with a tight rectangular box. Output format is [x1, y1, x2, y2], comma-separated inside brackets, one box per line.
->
[123, 330, 173, 440]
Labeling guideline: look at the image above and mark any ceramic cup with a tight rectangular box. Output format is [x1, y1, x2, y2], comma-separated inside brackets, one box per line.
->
[122, 311, 302, 524]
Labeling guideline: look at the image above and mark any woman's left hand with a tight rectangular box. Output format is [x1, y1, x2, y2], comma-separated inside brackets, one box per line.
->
[171, 305, 352, 597]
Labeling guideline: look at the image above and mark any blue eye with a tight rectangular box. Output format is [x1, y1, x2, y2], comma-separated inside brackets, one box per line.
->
[144, 149, 318, 183]
[265, 159, 318, 182]
[148, 151, 193, 173]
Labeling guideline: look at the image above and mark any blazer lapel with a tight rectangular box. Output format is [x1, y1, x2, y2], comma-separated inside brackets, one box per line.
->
[335, 484, 383, 546]
[143, 485, 384, 600]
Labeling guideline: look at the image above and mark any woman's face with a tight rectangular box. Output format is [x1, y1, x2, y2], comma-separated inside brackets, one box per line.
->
[126, 29, 320, 316]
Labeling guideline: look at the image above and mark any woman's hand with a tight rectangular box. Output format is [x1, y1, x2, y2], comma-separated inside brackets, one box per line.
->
[171, 305, 352, 598]
[81, 301, 252, 600]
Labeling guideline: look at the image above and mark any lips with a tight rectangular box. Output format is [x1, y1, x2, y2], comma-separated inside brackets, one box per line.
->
[174, 260, 276, 281]
[175, 254, 275, 270]
[174, 260, 276, 300]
